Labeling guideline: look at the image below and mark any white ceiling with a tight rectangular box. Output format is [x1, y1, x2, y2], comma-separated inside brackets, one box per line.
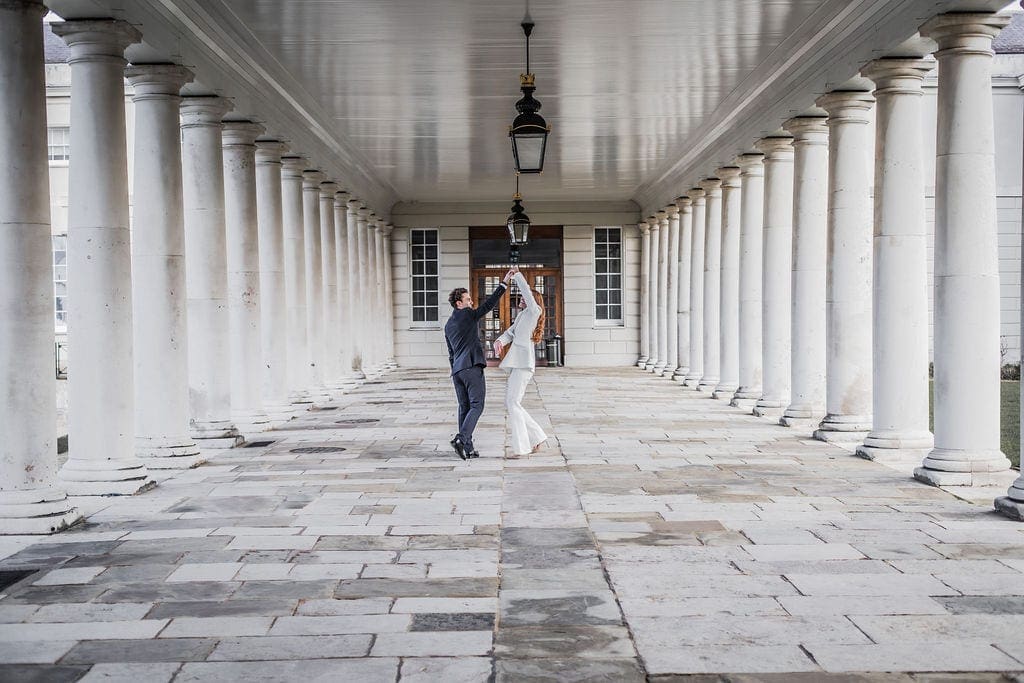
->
[47, 0, 1010, 216]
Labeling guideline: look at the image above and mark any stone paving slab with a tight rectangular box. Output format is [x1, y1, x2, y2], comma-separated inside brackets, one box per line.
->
[2, 368, 1024, 680]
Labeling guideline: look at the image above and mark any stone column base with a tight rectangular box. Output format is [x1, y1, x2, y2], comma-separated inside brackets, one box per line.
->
[661, 365, 678, 379]
[753, 403, 785, 418]
[712, 385, 737, 400]
[672, 368, 688, 382]
[915, 466, 1011, 488]
[863, 431, 934, 451]
[855, 445, 930, 466]
[814, 414, 871, 444]
[59, 458, 154, 496]
[636, 357, 649, 368]
[0, 489, 82, 535]
[231, 410, 272, 434]
[914, 448, 1011, 488]
[730, 397, 758, 410]
[682, 374, 702, 388]
[697, 378, 719, 392]
[193, 434, 244, 449]
[995, 495, 1024, 520]
[779, 415, 821, 432]
[653, 362, 668, 376]
[136, 435, 205, 469]
[814, 428, 869, 444]
[644, 361, 657, 372]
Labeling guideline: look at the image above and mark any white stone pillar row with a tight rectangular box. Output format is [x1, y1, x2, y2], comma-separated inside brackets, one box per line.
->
[281, 156, 312, 405]
[255, 140, 293, 423]
[356, 207, 375, 375]
[781, 116, 829, 428]
[126, 64, 202, 468]
[673, 198, 693, 382]
[664, 205, 681, 378]
[858, 60, 935, 461]
[918, 14, 1013, 489]
[347, 200, 367, 377]
[699, 178, 723, 391]
[732, 153, 765, 408]
[302, 170, 330, 397]
[333, 190, 359, 383]
[753, 137, 795, 418]
[54, 20, 153, 495]
[814, 90, 875, 443]
[382, 223, 398, 367]
[0, 0, 80, 533]
[181, 97, 241, 446]
[319, 181, 342, 389]
[715, 167, 742, 400]
[654, 210, 670, 375]
[637, 221, 651, 368]
[222, 121, 271, 432]
[684, 189, 706, 387]
[645, 216, 661, 371]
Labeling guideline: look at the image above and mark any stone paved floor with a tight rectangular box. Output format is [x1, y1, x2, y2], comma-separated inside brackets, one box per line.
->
[3, 367, 1024, 682]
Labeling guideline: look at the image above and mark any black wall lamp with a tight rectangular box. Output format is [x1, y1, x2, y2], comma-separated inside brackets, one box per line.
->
[506, 175, 530, 264]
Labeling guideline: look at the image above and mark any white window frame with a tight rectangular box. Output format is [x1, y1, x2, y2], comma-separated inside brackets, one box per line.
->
[53, 234, 68, 330]
[409, 228, 440, 328]
[48, 126, 70, 163]
[594, 226, 624, 326]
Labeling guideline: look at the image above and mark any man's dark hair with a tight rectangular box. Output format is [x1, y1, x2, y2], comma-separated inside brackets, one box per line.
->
[449, 287, 469, 309]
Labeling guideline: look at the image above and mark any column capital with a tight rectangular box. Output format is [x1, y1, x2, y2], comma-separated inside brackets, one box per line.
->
[919, 12, 1010, 55]
[656, 209, 669, 227]
[687, 187, 706, 204]
[281, 156, 307, 177]
[348, 198, 362, 211]
[862, 58, 934, 95]
[334, 190, 351, 207]
[815, 90, 874, 123]
[51, 19, 140, 65]
[319, 181, 338, 198]
[637, 221, 650, 235]
[783, 116, 829, 144]
[369, 213, 380, 229]
[357, 207, 371, 220]
[665, 205, 680, 219]
[736, 153, 764, 175]
[675, 196, 692, 213]
[646, 215, 660, 230]
[302, 170, 325, 190]
[180, 96, 231, 128]
[698, 177, 722, 195]
[381, 223, 394, 236]
[222, 121, 264, 147]
[255, 140, 287, 165]
[716, 166, 741, 187]
[125, 64, 193, 100]
[754, 136, 794, 158]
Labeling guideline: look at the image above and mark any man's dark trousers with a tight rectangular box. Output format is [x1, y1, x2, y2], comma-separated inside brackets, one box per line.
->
[452, 366, 485, 452]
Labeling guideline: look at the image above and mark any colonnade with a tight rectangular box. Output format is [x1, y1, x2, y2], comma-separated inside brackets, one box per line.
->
[636, 11, 1024, 518]
[0, 1, 395, 532]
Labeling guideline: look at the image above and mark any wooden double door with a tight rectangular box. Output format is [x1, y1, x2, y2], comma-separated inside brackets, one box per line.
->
[471, 268, 561, 367]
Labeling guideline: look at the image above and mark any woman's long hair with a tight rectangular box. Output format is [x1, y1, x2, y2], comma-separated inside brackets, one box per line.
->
[531, 290, 546, 344]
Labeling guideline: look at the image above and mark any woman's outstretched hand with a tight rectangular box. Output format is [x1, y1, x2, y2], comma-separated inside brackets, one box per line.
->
[493, 339, 504, 356]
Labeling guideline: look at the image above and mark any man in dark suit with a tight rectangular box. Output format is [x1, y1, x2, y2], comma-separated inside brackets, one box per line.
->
[445, 269, 514, 459]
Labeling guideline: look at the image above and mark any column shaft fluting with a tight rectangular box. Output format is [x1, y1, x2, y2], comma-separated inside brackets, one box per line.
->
[181, 98, 239, 443]
[754, 137, 795, 415]
[673, 198, 693, 381]
[916, 14, 1012, 488]
[645, 216, 661, 371]
[0, 0, 79, 532]
[814, 91, 875, 442]
[715, 167, 742, 399]
[685, 189, 706, 387]
[781, 117, 829, 426]
[127, 64, 201, 467]
[654, 211, 670, 375]
[347, 201, 366, 376]
[699, 179, 723, 390]
[732, 154, 764, 407]
[55, 20, 151, 494]
[319, 182, 341, 385]
[303, 171, 327, 392]
[281, 157, 311, 403]
[664, 206, 681, 378]
[223, 122, 270, 431]
[858, 60, 935, 459]
[255, 141, 292, 420]
[638, 222, 651, 367]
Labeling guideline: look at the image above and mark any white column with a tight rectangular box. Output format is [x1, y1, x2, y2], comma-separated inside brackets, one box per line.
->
[754, 137, 794, 417]
[732, 154, 765, 407]
[373, 219, 390, 368]
[281, 156, 312, 404]
[127, 64, 202, 468]
[319, 181, 341, 387]
[655, 210, 671, 376]
[333, 190, 359, 382]
[699, 178, 723, 391]
[302, 170, 328, 395]
[223, 121, 270, 431]
[813, 91, 875, 443]
[181, 98, 240, 445]
[0, 0, 79, 532]
[916, 14, 1013, 489]
[255, 140, 293, 422]
[673, 198, 692, 381]
[637, 221, 651, 367]
[347, 200, 367, 377]
[356, 207, 374, 374]
[857, 60, 934, 461]
[367, 215, 383, 371]
[664, 205, 681, 378]
[715, 167, 742, 399]
[781, 116, 829, 427]
[684, 189, 706, 387]
[382, 223, 398, 367]
[55, 20, 152, 495]
[645, 216, 661, 371]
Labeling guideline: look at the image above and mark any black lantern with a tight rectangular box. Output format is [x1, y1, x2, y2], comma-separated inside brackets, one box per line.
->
[509, 17, 550, 174]
[506, 181, 531, 264]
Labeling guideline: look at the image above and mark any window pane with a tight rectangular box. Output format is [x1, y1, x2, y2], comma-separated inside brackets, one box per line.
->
[596, 290, 608, 305]
[610, 289, 621, 304]
[426, 291, 438, 306]
[609, 304, 622, 320]
[608, 229, 622, 243]
[425, 231, 438, 246]
[596, 304, 609, 320]
[608, 243, 621, 258]
[596, 274, 608, 289]
[595, 243, 608, 258]
[596, 260, 608, 274]
[412, 261, 425, 275]
[425, 275, 438, 289]
[425, 308, 438, 322]
[425, 261, 438, 275]
[412, 245, 425, 261]
[413, 308, 425, 322]
[425, 245, 437, 260]
[413, 292, 425, 306]
[608, 258, 620, 273]
[609, 274, 621, 290]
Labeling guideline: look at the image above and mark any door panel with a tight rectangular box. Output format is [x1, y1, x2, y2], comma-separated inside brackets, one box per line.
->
[471, 268, 562, 366]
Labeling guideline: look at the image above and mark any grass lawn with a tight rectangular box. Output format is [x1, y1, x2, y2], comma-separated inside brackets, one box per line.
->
[929, 380, 1020, 468]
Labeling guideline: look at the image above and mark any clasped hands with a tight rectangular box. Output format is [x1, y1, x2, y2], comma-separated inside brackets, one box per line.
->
[502, 265, 520, 284]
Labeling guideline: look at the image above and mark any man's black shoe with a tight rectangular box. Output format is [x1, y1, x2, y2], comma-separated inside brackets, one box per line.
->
[467, 450, 481, 459]
[450, 435, 468, 460]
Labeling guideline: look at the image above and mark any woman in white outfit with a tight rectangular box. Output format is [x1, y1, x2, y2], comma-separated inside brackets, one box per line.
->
[493, 268, 548, 458]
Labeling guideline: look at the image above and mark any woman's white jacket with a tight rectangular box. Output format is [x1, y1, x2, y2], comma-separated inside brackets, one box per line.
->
[497, 271, 541, 372]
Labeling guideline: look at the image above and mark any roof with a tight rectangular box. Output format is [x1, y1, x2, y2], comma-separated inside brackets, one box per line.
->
[43, 23, 70, 64]
[995, 12, 1024, 53]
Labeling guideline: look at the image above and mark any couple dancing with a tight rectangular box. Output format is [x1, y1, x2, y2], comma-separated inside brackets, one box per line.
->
[444, 266, 547, 460]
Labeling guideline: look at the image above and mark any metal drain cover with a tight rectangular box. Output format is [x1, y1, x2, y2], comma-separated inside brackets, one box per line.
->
[245, 440, 275, 448]
[290, 446, 347, 454]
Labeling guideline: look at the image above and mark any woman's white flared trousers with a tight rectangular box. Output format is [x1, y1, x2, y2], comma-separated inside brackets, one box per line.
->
[506, 368, 547, 455]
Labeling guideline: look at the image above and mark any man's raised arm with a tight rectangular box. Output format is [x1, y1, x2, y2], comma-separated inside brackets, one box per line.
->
[472, 269, 514, 320]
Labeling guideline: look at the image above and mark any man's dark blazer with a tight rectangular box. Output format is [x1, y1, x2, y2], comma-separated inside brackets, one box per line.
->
[445, 283, 507, 376]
